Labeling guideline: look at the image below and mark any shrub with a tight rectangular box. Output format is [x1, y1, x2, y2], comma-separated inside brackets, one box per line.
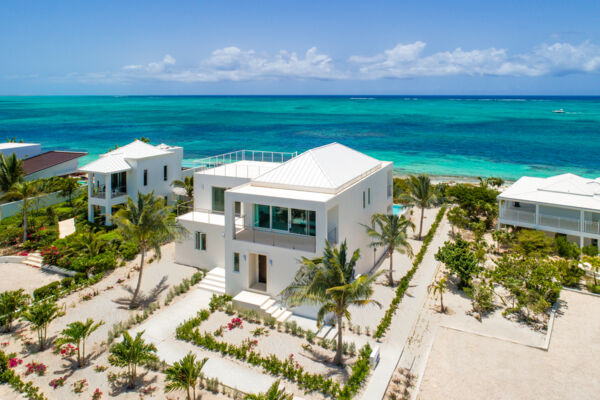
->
[554, 236, 580, 260]
[70, 252, 116, 273]
[0, 226, 22, 246]
[73, 272, 87, 283]
[555, 260, 585, 287]
[467, 281, 495, 320]
[33, 281, 61, 301]
[586, 282, 600, 294]
[513, 230, 554, 257]
[582, 245, 598, 257]
[435, 237, 479, 288]
[60, 277, 74, 289]
[117, 242, 139, 261]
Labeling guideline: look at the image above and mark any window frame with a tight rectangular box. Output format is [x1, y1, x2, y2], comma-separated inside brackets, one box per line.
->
[233, 252, 240, 272]
[163, 165, 168, 181]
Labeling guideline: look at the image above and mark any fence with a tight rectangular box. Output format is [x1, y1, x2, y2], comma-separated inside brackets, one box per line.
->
[0, 187, 85, 221]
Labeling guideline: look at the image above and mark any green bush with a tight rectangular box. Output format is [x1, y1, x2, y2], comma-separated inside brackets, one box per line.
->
[70, 252, 117, 273]
[555, 260, 585, 287]
[73, 272, 88, 283]
[60, 277, 74, 289]
[582, 245, 599, 257]
[586, 282, 600, 294]
[0, 226, 22, 246]
[53, 206, 74, 220]
[33, 281, 61, 301]
[0, 350, 48, 400]
[118, 241, 139, 261]
[435, 237, 480, 288]
[554, 236, 580, 260]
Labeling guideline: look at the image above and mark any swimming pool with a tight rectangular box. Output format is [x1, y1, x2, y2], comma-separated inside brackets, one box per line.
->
[393, 204, 404, 216]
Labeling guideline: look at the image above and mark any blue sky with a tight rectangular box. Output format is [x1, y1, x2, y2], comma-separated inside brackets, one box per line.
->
[1, 0, 599, 95]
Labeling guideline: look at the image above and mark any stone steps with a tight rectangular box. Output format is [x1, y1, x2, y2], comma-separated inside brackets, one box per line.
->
[22, 253, 43, 269]
[197, 267, 226, 294]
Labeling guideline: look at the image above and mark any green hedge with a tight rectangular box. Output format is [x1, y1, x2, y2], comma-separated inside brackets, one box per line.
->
[33, 281, 61, 301]
[374, 206, 447, 339]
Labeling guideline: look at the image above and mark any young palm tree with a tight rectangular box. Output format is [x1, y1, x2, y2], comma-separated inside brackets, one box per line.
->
[399, 174, 439, 240]
[281, 241, 381, 365]
[54, 318, 104, 367]
[363, 214, 414, 286]
[171, 175, 194, 198]
[0, 153, 25, 192]
[0, 289, 30, 332]
[2, 181, 40, 242]
[112, 191, 186, 308]
[72, 231, 107, 257]
[164, 352, 207, 400]
[245, 380, 292, 400]
[109, 331, 158, 388]
[21, 299, 61, 350]
[57, 177, 80, 206]
[428, 278, 447, 313]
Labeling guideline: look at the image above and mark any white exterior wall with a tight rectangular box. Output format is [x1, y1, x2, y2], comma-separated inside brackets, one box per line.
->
[25, 159, 80, 181]
[127, 150, 182, 204]
[193, 174, 252, 210]
[175, 219, 225, 269]
[0, 143, 41, 159]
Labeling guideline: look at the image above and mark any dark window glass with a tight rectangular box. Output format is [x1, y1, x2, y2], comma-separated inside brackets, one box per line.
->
[308, 210, 316, 236]
[212, 187, 226, 212]
[163, 165, 168, 181]
[290, 209, 307, 235]
[254, 204, 270, 229]
[233, 252, 240, 272]
[271, 206, 289, 231]
[143, 169, 148, 186]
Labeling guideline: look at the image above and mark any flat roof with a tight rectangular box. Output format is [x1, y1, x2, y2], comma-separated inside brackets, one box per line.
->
[0, 143, 39, 149]
[228, 183, 334, 203]
[23, 151, 87, 175]
[197, 160, 280, 179]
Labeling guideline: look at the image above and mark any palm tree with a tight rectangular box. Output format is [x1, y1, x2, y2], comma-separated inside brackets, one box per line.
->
[363, 214, 414, 286]
[112, 191, 186, 308]
[245, 380, 292, 400]
[72, 230, 107, 257]
[109, 331, 158, 388]
[57, 177, 80, 206]
[0, 153, 25, 192]
[2, 181, 40, 242]
[0, 289, 30, 332]
[171, 175, 194, 198]
[164, 352, 207, 400]
[281, 241, 381, 365]
[399, 174, 438, 240]
[21, 299, 61, 350]
[54, 318, 104, 367]
[428, 278, 447, 313]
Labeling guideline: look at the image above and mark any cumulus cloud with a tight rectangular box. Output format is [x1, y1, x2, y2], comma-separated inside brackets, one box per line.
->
[123, 54, 176, 73]
[349, 41, 600, 79]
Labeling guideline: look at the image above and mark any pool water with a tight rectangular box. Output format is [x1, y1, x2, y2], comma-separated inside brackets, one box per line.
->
[393, 204, 404, 216]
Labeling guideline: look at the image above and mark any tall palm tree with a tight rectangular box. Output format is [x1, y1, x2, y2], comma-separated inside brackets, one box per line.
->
[21, 299, 61, 350]
[109, 331, 158, 388]
[281, 241, 381, 365]
[0, 289, 30, 332]
[245, 380, 292, 400]
[0, 153, 25, 192]
[54, 318, 104, 367]
[112, 191, 186, 308]
[428, 278, 447, 313]
[363, 214, 414, 286]
[164, 352, 207, 400]
[2, 181, 40, 242]
[171, 175, 194, 198]
[399, 174, 438, 240]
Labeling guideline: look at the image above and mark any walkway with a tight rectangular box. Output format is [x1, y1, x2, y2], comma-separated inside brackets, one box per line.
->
[360, 213, 451, 400]
[58, 217, 76, 238]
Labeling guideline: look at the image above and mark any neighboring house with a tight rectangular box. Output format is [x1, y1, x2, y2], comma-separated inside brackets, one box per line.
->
[498, 173, 600, 248]
[23, 151, 88, 180]
[79, 140, 183, 225]
[176, 143, 393, 319]
[0, 142, 41, 160]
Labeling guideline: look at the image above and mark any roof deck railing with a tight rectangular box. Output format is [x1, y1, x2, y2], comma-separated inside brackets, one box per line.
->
[189, 150, 297, 173]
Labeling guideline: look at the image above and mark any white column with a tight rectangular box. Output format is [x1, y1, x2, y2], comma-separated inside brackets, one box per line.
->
[87, 173, 94, 222]
[535, 204, 540, 226]
[580, 235, 584, 248]
[105, 173, 112, 226]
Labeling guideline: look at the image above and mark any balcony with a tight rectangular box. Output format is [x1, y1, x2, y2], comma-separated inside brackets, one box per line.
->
[538, 214, 580, 232]
[584, 220, 600, 235]
[234, 226, 316, 253]
[499, 208, 536, 225]
[91, 186, 127, 200]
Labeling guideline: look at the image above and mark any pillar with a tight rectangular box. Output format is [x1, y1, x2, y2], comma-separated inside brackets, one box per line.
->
[105, 173, 112, 226]
[580, 235, 584, 248]
[87, 173, 94, 222]
[105, 206, 112, 226]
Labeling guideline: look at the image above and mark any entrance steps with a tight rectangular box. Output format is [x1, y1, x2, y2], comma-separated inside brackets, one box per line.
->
[232, 290, 292, 323]
[22, 252, 43, 269]
[197, 267, 225, 294]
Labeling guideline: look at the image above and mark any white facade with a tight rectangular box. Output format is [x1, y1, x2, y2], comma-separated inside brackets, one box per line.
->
[176, 144, 393, 318]
[80, 140, 183, 225]
[498, 173, 600, 248]
[0, 143, 41, 159]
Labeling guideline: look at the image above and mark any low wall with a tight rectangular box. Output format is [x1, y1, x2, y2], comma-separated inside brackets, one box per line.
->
[0, 186, 84, 221]
[41, 264, 76, 277]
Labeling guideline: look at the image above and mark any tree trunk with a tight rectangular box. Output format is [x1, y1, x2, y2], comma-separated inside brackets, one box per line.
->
[22, 199, 28, 243]
[418, 206, 425, 240]
[440, 292, 445, 313]
[81, 339, 85, 367]
[130, 249, 146, 308]
[334, 313, 343, 365]
[388, 247, 394, 286]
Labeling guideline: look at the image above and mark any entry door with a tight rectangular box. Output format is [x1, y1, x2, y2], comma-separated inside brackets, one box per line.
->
[258, 255, 267, 284]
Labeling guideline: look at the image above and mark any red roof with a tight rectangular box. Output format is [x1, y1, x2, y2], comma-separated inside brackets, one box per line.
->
[23, 151, 87, 176]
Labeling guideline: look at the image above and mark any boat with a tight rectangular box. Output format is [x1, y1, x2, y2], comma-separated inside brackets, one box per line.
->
[552, 109, 565, 113]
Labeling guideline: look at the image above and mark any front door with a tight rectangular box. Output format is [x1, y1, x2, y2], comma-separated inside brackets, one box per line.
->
[258, 255, 267, 284]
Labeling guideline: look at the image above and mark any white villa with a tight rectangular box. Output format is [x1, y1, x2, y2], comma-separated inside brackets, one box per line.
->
[80, 140, 183, 225]
[175, 143, 394, 320]
[498, 173, 600, 248]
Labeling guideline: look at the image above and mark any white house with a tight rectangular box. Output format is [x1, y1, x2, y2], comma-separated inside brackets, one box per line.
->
[498, 173, 600, 248]
[23, 151, 87, 180]
[0, 142, 41, 160]
[80, 140, 183, 225]
[176, 143, 393, 320]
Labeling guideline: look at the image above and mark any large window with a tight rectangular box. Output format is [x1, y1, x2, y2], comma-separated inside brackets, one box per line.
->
[271, 206, 289, 231]
[254, 204, 270, 229]
[212, 187, 226, 213]
[111, 171, 126, 193]
[290, 209, 307, 234]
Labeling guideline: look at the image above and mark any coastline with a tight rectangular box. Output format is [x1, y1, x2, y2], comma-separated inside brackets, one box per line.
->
[393, 172, 514, 185]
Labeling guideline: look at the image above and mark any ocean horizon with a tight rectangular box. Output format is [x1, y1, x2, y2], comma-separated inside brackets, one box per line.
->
[1, 95, 599, 181]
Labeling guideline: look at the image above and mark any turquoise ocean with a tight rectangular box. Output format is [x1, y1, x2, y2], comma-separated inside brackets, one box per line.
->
[1, 96, 599, 180]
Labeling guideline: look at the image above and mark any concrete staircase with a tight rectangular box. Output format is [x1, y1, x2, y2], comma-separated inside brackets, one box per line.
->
[197, 267, 225, 294]
[233, 291, 292, 323]
[22, 252, 43, 269]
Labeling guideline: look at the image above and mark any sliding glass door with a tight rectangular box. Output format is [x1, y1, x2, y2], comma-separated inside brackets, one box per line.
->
[254, 204, 316, 237]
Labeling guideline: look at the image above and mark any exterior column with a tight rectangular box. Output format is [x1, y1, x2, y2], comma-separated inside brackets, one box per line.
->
[580, 235, 584, 248]
[87, 173, 94, 222]
[535, 204, 540, 226]
[497, 200, 501, 230]
[105, 173, 112, 226]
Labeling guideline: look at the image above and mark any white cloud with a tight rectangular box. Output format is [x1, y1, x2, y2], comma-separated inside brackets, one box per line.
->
[123, 54, 176, 73]
[349, 41, 600, 79]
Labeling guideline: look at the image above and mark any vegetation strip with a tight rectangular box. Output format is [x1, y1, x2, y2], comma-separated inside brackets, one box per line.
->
[0, 350, 48, 400]
[374, 206, 447, 339]
[176, 296, 372, 399]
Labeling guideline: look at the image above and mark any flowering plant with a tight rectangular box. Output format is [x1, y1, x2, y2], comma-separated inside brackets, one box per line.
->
[49, 376, 67, 389]
[40, 246, 61, 266]
[116, 278, 124, 284]
[60, 344, 78, 357]
[94, 364, 108, 373]
[8, 358, 22, 368]
[72, 378, 88, 393]
[18, 251, 28, 256]
[227, 317, 243, 330]
[25, 361, 47, 376]
[92, 388, 103, 400]
[242, 338, 258, 351]
[1, 341, 9, 347]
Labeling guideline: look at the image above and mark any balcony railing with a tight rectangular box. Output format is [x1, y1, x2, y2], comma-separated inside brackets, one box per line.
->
[91, 186, 127, 199]
[499, 208, 536, 225]
[234, 225, 316, 253]
[538, 214, 580, 232]
[185, 150, 298, 177]
[584, 220, 600, 235]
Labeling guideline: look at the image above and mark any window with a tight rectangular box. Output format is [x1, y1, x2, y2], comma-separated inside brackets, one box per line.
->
[234, 201, 241, 216]
[233, 252, 240, 272]
[271, 206, 289, 231]
[163, 165, 168, 181]
[254, 204, 270, 229]
[195, 232, 206, 250]
[290, 209, 308, 235]
[514, 202, 520, 208]
[363, 191, 366, 208]
[143, 169, 148, 186]
[253, 205, 315, 236]
[212, 187, 226, 213]
[111, 171, 126, 193]
[368, 188, 371, 205]
[308, 210, 316, 236]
